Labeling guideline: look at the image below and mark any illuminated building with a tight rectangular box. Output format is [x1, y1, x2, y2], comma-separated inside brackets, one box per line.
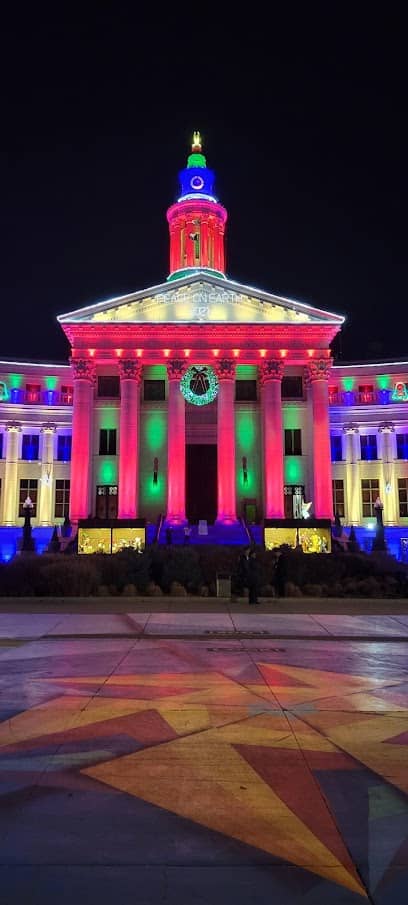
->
[0, 134, 408, 556]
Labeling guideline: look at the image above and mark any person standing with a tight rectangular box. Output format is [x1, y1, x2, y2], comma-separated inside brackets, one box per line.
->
[236, 546, 250, 596]
[247, 548, 260, 605]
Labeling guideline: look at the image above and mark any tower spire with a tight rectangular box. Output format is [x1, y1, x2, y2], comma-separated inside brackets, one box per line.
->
[166, 134, 228, 281]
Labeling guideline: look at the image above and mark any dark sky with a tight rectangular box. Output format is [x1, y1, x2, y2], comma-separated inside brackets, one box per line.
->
[1, 10, 406, 364]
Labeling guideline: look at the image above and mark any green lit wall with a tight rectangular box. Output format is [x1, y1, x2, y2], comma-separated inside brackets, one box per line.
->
[235, 408, 261, 516]
[283, 404, 307, 487]
[92, 406, 119, 504]
[139, 408, 167, 519]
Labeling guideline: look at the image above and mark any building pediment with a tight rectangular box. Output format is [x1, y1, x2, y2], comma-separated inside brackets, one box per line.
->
[58, 273, 344, 328]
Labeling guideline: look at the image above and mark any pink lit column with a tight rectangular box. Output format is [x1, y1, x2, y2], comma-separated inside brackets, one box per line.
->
[260, 360, 285, 518]
[166, 359, 187, 523]
[69, 358, 95, 523]
[118, 360, 142, 518]
[305, 359, 333, 519]
[215, 359, 237, 523]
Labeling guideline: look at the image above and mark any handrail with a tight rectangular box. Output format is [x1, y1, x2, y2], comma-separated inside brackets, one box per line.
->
[240, 515, 253, 543]
[154, 512, 164, 543]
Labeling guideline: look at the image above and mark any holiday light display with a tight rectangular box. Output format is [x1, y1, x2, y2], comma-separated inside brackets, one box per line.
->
[180, 365, 218, 406]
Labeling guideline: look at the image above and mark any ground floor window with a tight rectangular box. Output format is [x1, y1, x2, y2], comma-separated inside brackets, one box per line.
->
[19, 479, 38, 516]
[332, 479, 345, 518]
[361, 478, 380, 517]
[284, 485, 305, 519]
[398, 478, 408, 517]
[55, 480, 70, 518]
[96, 485, 118, 519]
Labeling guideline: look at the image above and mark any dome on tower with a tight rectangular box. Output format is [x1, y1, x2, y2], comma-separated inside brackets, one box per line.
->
[177, 131, 218, 203]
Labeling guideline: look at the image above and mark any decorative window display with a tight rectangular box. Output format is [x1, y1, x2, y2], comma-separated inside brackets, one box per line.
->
[180, 365, 218, 406]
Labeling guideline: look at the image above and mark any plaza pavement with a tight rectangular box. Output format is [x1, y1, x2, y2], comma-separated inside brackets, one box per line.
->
[0, 600, 408, 903]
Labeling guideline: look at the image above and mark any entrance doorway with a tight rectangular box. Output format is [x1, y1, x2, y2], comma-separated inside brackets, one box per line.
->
[95, 485, 118, 519]
[186, 445, 217, 523]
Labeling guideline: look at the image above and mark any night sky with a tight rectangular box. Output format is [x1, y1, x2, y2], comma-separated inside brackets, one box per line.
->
[2, 11, 406, 364]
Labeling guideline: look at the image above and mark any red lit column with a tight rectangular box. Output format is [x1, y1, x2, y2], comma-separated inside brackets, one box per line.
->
[69, 358, 96, 523]
[118, 360, 142, 518]
[215, 359, 237, 523]
[260, 360, 285, 518]
[166, 359, 187, 524]
[305, 359, 333, 519]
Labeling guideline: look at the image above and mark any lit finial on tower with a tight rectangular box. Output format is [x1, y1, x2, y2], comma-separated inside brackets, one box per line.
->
[192, 130, 202, 151]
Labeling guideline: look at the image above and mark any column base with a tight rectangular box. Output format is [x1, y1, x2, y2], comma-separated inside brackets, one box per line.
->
[166, 514, 187, 526]
[215, 516, 238, 526]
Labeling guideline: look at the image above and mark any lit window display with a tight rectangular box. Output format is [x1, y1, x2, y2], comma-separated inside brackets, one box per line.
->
[78, 528, 111, 554]
[264, 521, 331, 553]
[112, 527, 145, 553]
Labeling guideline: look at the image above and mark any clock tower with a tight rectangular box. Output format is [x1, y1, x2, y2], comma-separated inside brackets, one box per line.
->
[167, 132, 228, 281]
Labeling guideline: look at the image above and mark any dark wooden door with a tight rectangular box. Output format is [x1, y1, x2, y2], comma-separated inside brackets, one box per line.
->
[186, 445, 217, 523]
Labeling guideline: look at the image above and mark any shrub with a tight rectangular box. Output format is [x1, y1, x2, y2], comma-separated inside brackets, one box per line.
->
[169, 581, 187, 596]
[122, 583, 138, 596]
[303, 583, 323, 597]
[146, 581, 163, 596]
[284, 581, 302, 597]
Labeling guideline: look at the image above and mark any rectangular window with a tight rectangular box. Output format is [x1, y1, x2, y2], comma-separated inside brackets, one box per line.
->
[281, 376, 303, 399]
[332, 479, 345, 518]
[360, 434, 378, 461]
[19, 479, 38, 516]
[358, 384, 374, 403]
[55, 479, 70, 518]
[61, 385, 73, 404]
[22, 434, 40, 461]
[25, 383, 41, 403]
[99, 428, 117, 455]
[361, 478, 380, 517]
[97, 376, 120, 398]
[328, 385, 339, 404]
[235, 380, 257, 401]
[57, 434, 72, 462]
[330, 435, 343, 461]
[398, 478, 408, 517]
[143, 379, 166, 401]
[284, 428, 302, 456]
[397, 434, 408, 460]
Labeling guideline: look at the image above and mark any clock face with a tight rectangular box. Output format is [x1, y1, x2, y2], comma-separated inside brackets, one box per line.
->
[190, 175, 204, 191]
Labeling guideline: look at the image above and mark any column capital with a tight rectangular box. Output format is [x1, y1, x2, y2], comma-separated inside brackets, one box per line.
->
[41, 422, 57, 434]
[343, 422, 359, 434]
[118, 359, 143, 382]
[378, 421, 395, 433]
[5, 420, 22, 432]
[259, 359, 285, 385]
[70, 357, 96, 383]
[213, 358, 235, 380]
[304, 358, 333, 383]
[167, 359, 187, 381]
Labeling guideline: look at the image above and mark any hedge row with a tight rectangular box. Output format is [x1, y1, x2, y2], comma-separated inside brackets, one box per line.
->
[0, 545, 407, 597]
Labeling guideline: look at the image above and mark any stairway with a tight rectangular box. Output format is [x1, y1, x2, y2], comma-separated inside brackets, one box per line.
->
[157, 520, 249, 546]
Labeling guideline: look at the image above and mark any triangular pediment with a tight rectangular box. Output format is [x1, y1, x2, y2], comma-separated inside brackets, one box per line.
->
[58, 273, 344, 327]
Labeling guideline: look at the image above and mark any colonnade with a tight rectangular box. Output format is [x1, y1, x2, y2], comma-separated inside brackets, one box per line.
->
[68, 356, 334, 524]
